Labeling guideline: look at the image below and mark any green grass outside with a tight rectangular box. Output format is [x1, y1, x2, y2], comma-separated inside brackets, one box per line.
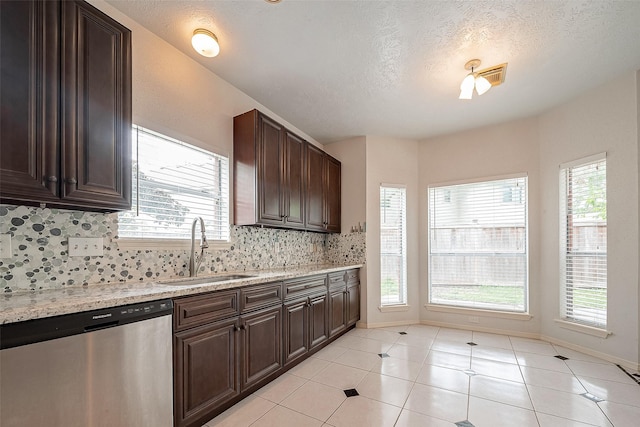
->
[431, 285, 524, 308]
[571, 287, 607, 310]
[385, 282, 606, 312]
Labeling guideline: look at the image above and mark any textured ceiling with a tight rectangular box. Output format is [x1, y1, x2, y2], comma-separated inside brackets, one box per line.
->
[107, 0, 640, 143]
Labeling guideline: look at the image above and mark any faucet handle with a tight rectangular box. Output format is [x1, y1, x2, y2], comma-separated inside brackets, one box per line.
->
[200, 233, 209, 249]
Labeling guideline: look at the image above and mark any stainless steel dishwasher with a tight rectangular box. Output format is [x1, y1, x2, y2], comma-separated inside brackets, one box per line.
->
[0, 299, 174, 427]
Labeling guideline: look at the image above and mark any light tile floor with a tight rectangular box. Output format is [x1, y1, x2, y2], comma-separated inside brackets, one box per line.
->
[203, 325, 640, 427]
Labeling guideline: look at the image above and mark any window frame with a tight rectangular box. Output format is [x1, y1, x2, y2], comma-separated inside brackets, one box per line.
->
[379, 184, 408, 307]
[116, 125, 231, 250]
[427, 173, 529, 314]
[559, 153, 607, 330]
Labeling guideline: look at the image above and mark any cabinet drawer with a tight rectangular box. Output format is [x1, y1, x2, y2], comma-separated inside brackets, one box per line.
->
[241, 282, 283, 313]
[284, 275, 326, 299]
[174, 290, 239, 331]
[346, 269, 359, 284]
[328, 272, 346, 289]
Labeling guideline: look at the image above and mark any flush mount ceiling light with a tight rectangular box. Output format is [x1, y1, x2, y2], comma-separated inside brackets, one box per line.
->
[459, 59, 492, 100]
[264, 0, 283, 3]
[192, 29, 220, 57]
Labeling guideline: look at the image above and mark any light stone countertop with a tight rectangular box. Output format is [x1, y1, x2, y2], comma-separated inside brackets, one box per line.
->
[0, 263, 363, 324]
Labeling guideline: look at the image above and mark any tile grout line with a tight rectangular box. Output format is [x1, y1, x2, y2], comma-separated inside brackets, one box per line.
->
[615, 364, 640, 386]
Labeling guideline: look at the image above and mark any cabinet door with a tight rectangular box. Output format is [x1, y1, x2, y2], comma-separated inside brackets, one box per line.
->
[283, 298, 308, 365]
[305, 143, 325, 231]
[328, 288, 347, 337]
[346, 283, 360, 327]
[324, 155, 341, 233]
[59, 0, 131, 211]
[309, 292, 329, 350]
[283, 131, 305, 228]
[0, 0, 60, 204]
[174, 318, 239, 427]
[257, 114, 284, 225]
[240, 305, 283, 390]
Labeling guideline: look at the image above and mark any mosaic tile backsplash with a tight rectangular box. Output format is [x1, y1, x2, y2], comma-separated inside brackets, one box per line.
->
[0, 205, 365, 292]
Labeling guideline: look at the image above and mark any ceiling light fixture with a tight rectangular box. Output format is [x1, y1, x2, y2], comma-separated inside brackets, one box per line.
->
[192, 29, 220, 58]
[459, 59, 492, 100]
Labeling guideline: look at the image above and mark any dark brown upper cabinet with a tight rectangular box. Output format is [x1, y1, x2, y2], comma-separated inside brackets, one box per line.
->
[234, 109, 340, 233]
[234, 110, 305, 229]
[306, 144, 341, 233]
[0, 0, 132, 212]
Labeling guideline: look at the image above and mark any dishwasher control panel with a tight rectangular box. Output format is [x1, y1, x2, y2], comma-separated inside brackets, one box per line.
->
[1, 299, 173, 350]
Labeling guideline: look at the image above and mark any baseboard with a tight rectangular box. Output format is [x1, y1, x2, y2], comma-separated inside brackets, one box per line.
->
[356, 319, 416, 329]
[420, 319, 540, 340]
[418, 320, 639, 371]
[540, 334, 640, 372]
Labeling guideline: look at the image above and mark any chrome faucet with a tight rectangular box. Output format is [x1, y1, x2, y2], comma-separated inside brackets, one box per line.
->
[189, 217, 209, 277]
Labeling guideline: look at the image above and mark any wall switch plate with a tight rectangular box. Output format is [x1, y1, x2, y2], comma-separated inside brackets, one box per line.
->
[0, 234, 12, 259]
[68, 237, 103, 256]
[468, 316, 480, 324]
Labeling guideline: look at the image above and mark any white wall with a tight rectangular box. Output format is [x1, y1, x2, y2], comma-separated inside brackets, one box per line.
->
[418, 118, 541, 336]
[538, 72, 639, 366]
[364, 137, 420, 327]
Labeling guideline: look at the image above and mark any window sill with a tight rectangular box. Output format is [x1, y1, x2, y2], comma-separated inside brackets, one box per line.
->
[424, 304, 532, 321]
[378, 304, 411, 313]
[115, 238, 232, 251]
[554, 318, 612, 338]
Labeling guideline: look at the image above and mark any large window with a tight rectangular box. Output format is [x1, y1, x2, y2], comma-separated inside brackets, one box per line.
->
[380, 185, 407, 306]
[118, 126, 230, 241]
[560, 154, 607, 328]
[428, 175, 528, 312]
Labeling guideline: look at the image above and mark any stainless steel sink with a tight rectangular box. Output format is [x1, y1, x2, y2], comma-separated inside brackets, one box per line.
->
[158, 274, 256, 286]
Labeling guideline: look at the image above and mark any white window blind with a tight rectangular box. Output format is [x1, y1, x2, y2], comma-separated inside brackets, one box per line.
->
[380, 185, 407, 306]
[428, 175, 528, 312]
[118, 126, 230, 241]
[560, 155, 607, 328]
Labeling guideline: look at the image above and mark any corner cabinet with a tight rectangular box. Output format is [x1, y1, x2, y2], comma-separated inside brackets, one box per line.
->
[233, 109, 340, 233]
[306, 144, 341, 233]
[0, 0, 132, 212]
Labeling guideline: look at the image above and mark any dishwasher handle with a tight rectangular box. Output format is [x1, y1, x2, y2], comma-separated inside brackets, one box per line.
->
[84, 320, 120, 332]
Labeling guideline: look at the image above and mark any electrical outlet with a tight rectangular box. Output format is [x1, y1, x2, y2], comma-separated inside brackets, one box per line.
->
[274, 242, 280, 253]
[68, 237, 104, 256]
[468, 316, 480, 324]
[0, 234, 12, 259]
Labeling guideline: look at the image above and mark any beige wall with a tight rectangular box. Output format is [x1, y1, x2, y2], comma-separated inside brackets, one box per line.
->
[324, 137, 367, 232]
[418, 118, 541, 336]
[365, 137, 420, 327]
[89, 0, 320, 157]
[538, 72, 639, 366]
[325, 137, 368, 323]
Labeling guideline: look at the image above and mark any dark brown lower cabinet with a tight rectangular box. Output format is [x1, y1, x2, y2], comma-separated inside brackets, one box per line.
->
[174, 270, 358, 427]
[174, 317, 239, 427]
[283, 298, 308, 365]
[346, 281, 360, 327]
[309, 292, 329, 349]
[283, 291, 328, 366]
[329, 287, 347, 337]
[240, 305, 283, 389]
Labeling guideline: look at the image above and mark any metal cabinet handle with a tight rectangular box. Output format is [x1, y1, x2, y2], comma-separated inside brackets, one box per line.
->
[65, 178, 77, 185]
[233, 325, 239, 332]
[46, 176, 58, 183]
[239, 324, 246, 330]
